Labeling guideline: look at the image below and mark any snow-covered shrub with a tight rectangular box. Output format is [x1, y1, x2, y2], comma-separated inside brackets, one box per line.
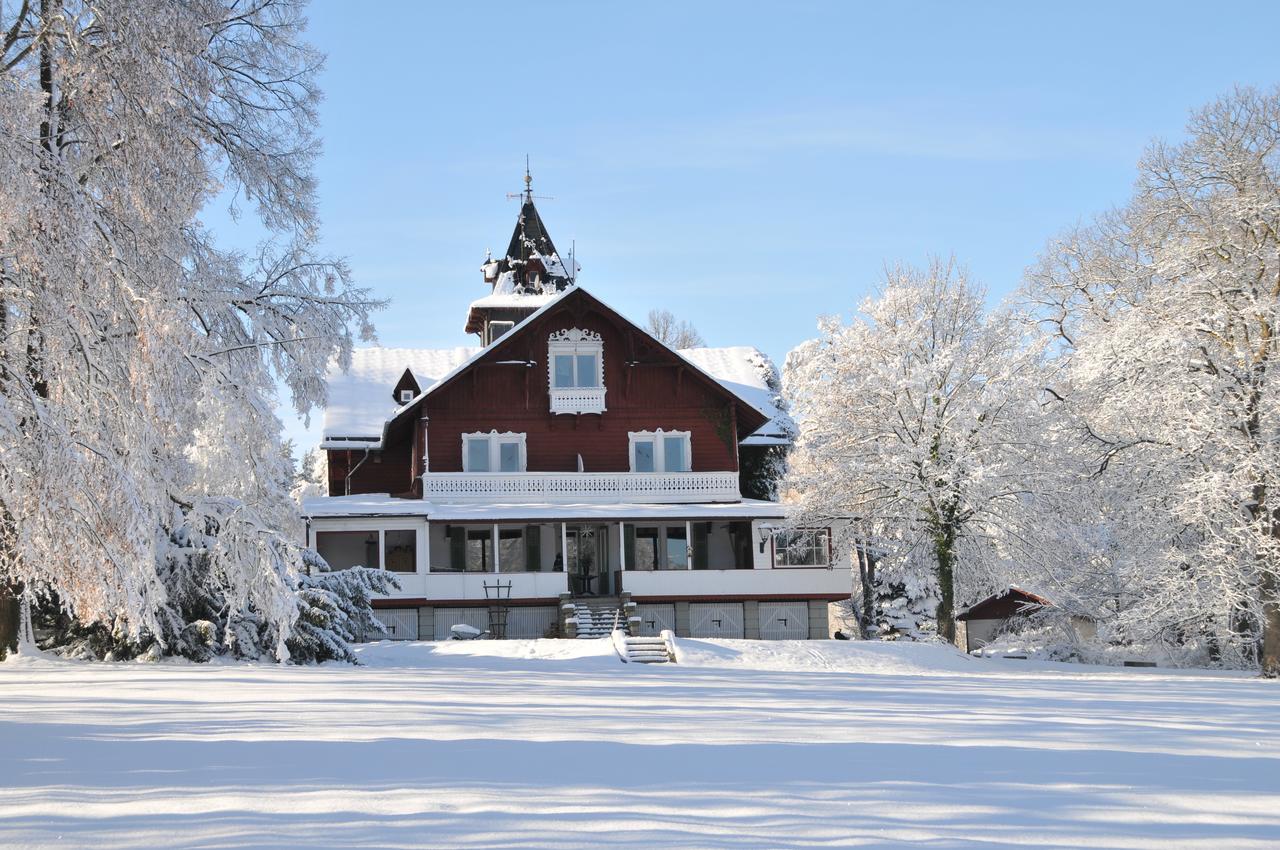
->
[288, 563, 399, 664]
[36, 516, 398, 664]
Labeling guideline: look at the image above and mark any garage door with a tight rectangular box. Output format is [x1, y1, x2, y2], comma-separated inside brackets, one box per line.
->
[371, 608, 418, 641]
[635, 604, 676, 637]
[689, 602, 744, 639]
[506, 606, 558, 639]
[759, 601, 808, 640]
[433, 607, 489, 640]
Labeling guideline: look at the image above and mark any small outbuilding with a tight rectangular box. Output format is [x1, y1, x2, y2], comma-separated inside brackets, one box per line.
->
[956, 587, 1053, 654]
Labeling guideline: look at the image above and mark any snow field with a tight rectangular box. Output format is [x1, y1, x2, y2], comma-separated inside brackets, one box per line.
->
[2, 639, 1278, 849]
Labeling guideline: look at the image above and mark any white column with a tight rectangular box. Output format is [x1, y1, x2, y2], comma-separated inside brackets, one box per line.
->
[686, 520, 693, 569]
[492, 523, 500, 573]
[618, 522, 626, 570]
[561, 522, 569, 576]
[377, 529, 386, 570]
[420, 520, 430, 574]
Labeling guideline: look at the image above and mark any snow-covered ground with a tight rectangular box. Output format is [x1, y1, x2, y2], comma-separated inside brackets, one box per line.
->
[2, 639, 1278, 849]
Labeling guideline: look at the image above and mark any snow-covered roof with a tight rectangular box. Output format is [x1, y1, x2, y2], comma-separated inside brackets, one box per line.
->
[303, 495, 786, 521]
[678, 346, 796, 446]
[468, 290, 561, 312]
[322, 347, 479, 447]
[303, 494, 433, 517]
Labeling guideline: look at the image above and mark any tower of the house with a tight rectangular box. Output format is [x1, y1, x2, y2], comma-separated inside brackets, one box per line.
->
[465, 170, 577, 345]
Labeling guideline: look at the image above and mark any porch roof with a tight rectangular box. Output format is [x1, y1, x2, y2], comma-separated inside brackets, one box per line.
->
[302, 494, 787, 522]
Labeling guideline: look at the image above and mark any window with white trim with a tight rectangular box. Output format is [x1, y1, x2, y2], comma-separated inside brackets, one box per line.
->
[628, 429, 691, 473]
[462, 431, 527, 472]
[548, 328, 605, 414]
[772, 528, 831, 567]
[399, 389, 414, 403]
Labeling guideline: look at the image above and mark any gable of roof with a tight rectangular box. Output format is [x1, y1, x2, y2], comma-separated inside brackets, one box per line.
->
[392, 286, 771, 437]
[321, 286, 794, 450]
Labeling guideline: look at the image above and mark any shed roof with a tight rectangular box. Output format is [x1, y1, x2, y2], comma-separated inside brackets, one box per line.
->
[957, 587, 1053, 622]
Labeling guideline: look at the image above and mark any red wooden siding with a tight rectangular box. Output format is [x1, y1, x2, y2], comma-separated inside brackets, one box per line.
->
[326, 290, 767, 497]
[422, 302, 740, 475]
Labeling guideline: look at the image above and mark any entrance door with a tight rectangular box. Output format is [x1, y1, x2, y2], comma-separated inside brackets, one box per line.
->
[567, 524, 611, 596]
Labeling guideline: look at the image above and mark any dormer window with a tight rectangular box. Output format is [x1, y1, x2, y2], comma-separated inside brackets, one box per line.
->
[629, 429, 691, 473]
[463, 431, 527, 473]
[548, 328, 606, 414]
[399, 389, 414, 403]
[486, 320, 515, 345]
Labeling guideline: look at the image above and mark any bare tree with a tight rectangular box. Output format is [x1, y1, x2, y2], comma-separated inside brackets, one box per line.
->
[646, 309, 705, 349]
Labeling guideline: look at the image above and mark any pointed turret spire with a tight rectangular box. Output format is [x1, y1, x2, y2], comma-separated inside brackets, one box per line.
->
[467, 166, 579, 340]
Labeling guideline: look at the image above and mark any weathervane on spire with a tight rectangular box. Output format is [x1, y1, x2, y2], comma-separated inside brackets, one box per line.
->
[507, 155, 553, 203]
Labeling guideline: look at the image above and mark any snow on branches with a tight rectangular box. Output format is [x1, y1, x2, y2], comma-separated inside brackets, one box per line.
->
[1025, 86, 1280, 674]
[0, 0, 381, 658]
[784, 259, 1047, 642]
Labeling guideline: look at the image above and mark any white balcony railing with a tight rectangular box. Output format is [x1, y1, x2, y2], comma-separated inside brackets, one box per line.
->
[549, 387, 606, 415]
[421, 470, 742, 503]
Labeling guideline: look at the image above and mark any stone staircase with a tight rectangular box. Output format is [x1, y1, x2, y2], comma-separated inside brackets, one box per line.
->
[620, 633, 674, 664]
[571, 600, 622, 638]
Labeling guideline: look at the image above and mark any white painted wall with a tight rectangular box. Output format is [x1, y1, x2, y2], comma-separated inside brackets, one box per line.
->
[620, 566, 849, 598]
[393, 572, 569, 600]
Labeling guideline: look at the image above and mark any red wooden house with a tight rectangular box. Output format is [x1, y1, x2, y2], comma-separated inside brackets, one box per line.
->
[304, 182, 844, 641]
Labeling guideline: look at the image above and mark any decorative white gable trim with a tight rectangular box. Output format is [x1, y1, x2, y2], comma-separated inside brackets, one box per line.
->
[548, 327, 606, 414]
[548, 328, 602, 344]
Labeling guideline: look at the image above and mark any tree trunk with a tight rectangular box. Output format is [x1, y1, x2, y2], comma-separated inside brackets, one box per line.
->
[0, 587, 18, 659]
[935, 530, 956, 645]
[1262, 570, 1280, 678]
[858, 548, 877, 640]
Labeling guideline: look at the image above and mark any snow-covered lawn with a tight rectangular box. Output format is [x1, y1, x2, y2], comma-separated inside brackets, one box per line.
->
[2, 640, 1278, 849]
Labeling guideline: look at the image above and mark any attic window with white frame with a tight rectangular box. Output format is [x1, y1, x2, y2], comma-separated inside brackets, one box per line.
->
[486, 320, 515, 345]
[628, 429, 691, 473]
[399, 389, 414, 403]
[462, 431, 527, 473]
[548, 328, 606, 414]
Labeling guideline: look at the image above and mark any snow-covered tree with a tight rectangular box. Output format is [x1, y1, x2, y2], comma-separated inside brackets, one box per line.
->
[0, 0, 379, 658]
[1025, 86, 1280, 675]
[785, 259, 1046, 642]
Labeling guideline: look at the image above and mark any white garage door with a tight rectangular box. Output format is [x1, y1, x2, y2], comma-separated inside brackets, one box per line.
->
[635, 604, 676, 637]
[371, 608, 418, 641]
[759, 601, 808, 640]
[689, 602, 744, 639]
[433, 607, 489, 641]
[507, 606, 558, 639]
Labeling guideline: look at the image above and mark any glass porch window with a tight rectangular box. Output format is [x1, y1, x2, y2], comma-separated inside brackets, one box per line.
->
[465, 528, 491, 572]
[665, 526, 688, 569]
[497, 527, 527, 572]
[633, 526, 659, 570]
[774, 529, 831, 567]
[315, 530, 378, 571]
[383, 529, 416, 573]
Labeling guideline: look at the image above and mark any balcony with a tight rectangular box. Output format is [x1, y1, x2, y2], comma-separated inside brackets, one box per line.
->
[549, 387, 606, 415]
[420, 470, 742, 503]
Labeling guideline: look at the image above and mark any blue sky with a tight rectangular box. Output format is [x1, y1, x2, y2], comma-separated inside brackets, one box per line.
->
[221, 1, 1280, 452]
